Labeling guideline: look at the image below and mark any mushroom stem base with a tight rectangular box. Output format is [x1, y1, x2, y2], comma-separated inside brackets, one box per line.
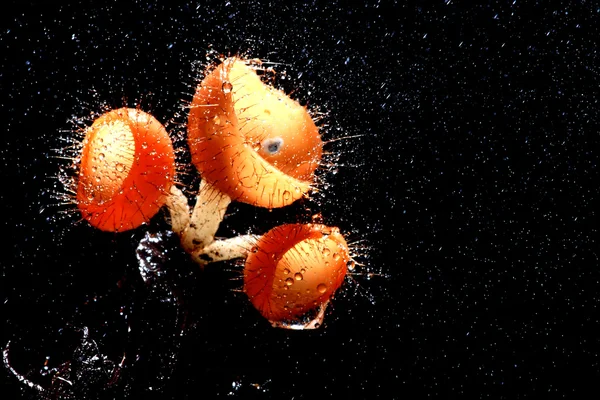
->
[190, 234, 258, 265]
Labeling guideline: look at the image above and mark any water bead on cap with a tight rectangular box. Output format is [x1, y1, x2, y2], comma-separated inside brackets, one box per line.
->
[243, 223, 349, 326]
[187, 57, 323, 209]
[76, 108, 176, 232]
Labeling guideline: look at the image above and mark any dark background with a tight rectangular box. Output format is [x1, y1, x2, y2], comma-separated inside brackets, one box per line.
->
[1, 1, 598, 399]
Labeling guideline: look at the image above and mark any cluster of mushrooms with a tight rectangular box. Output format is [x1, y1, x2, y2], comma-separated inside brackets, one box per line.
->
[74, 57, 351, 329]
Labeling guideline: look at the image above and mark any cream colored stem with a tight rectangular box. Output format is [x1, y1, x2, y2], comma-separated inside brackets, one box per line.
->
[165, 185, 190, 236]
[166, 182, 247, 266]
[190, 234, 258, 265]
[181, 180, 231, 254]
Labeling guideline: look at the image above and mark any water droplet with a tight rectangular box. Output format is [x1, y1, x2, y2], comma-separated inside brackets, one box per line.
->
[282, 190, 291, 200]
[283, 268, 291, 275]
[115, 163, 125, 172]
[98, 153, 105, 161]
[222, 81, 233, 93]
[333, 253, 341, 261]
[347, 260, 356, 271]
[294, 272, 303, 281]
[322, 248, 331, 256]
[321, 227, 332, 236]
[317, 283, 327, 294]
[262, 137, 284, 155]
[285, 277, 294, 286]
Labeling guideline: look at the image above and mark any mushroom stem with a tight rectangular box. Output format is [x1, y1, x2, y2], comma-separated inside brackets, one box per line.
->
[166, 182, 250, 266]
[164, 185, 190, 236]
[180, 180, 231, 254]
[190, 234, 258, 265]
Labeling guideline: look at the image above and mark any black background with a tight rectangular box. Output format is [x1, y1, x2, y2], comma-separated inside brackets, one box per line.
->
[1, 1, 598, 399]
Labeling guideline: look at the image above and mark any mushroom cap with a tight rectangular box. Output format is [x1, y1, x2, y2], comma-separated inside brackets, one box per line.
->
[76, 108, 175, 232]
[187, 57, 323, 209]
[244, 223, 349, 322]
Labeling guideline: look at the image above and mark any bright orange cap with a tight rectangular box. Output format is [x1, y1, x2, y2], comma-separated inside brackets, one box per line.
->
[244, 223, 349, 323]
[76, 108, 176, 232]
[187, 57, 323, 209]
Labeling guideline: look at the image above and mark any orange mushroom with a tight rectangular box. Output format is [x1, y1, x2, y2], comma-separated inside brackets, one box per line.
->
[76, 108, 175, 232]
[187, 57, 323, 209]
[244, 223, 350, 328]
